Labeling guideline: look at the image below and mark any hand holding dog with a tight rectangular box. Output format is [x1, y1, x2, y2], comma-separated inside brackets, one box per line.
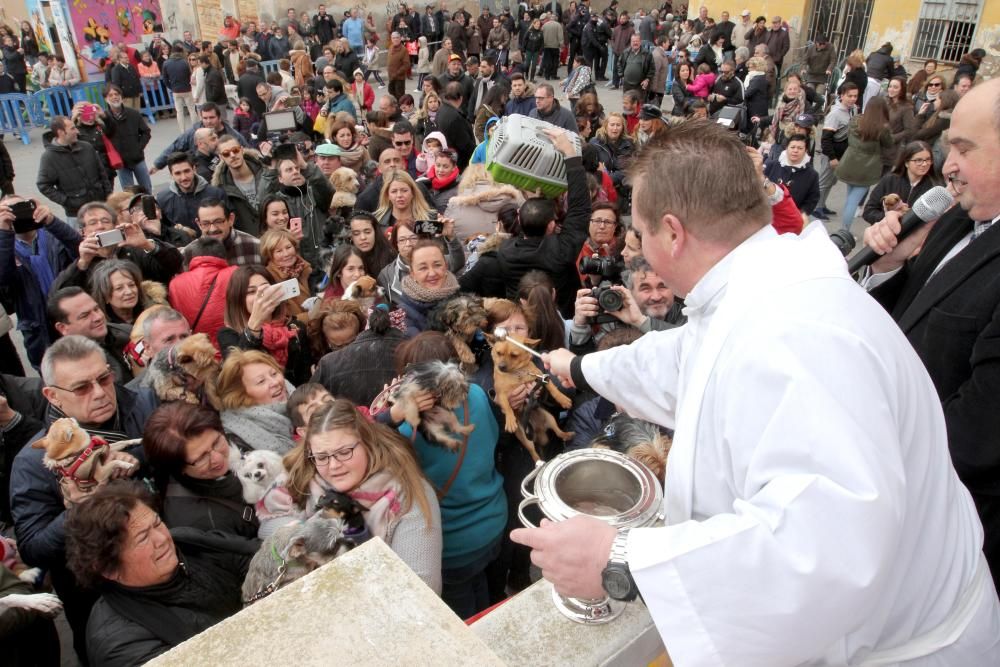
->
[510, 516, 616, 599]
[542, 349, 576, 388]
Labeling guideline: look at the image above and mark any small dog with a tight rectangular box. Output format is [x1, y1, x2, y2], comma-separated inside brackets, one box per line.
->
[343, 275, 385, 313]
[881, 193, 909, 215]
[329, 166, 360, 213]
[241, 512, 355, 604]
[232, 449, 287, 505]
[145, 334, 221, 409]
[590, 414, 671, 483]
[389, 360, 476, 449]
[315, 489, 367, 535]
[489, 335, 574, 462]
[428, 294, 488, 372]
[32, 418, 137, 506]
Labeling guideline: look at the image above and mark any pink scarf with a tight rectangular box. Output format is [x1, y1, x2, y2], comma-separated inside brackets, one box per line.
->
[348, 471, 405, 542]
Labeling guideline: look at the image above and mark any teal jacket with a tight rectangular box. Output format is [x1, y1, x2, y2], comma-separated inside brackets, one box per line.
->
[399, 383, 506, 568]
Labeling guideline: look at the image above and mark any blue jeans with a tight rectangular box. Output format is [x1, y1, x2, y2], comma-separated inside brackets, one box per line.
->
[841, 184, 870, 232]
[441, 534, 503, 620]
[117, 161, 153, 193]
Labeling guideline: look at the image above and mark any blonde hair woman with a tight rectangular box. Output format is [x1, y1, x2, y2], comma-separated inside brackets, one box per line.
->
[282, 400, 442, 592]
[259, 228, 311, 318]
[217, 349, 296, 454]
[414, 90, 441, 138]
[373, 170, 435, 230]
[590, 112, 635, 194]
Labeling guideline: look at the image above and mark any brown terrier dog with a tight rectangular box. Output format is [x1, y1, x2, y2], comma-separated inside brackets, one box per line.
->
[33, 418, 138, 506]
[145, 333, 222, 409]
[489, 335, 574, 462]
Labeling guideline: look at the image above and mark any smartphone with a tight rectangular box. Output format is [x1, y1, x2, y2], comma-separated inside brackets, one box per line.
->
[284, 95, 301, 107]
[414, 218, 444, 237]
[141, 195, 157, 220]
[9, 200, 41, 234]
[96, 228, 125, 247]
[274, 278, 301, 301]
[288, 217, 303, 236]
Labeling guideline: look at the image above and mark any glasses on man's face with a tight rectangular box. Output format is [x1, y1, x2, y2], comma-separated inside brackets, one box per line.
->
[219, 147, 242, 159]
[50, 368, 115, 397]
[393, 139, 413, 147]
[185, 436, 229, 469]
[909, 157, 932, 165]
[309, 443, 359, 467]
[197, 218, 228, 229]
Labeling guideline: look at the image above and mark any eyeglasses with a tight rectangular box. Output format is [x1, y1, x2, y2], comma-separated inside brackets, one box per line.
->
[219, 147, 243, 158]
[927, 82, 942, 88]
[397, 235, 418, 246]
[197, 218, 228, 229]
[309, 443, 360, 467]
[185, 436, 229, 469]
[590, 218, 617, 227]
[909, 157, 932, 165]
[393, 140, 413, 147]
[49, 368, 115, 397]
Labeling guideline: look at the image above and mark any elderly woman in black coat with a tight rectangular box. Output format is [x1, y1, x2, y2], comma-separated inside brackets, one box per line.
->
[65, 482, 250, 667]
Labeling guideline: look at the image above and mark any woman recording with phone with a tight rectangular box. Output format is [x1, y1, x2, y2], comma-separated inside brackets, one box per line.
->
[217, 265, 313, 385]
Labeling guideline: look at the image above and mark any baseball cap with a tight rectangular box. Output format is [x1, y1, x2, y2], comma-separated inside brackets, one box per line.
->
[315, 143, 345, 157]
[794, 113, 815, 128]
[449, 53, 462, 62]
[639, 104, 662, 121]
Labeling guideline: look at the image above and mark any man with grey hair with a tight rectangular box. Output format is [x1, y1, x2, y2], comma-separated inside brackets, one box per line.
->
[51, 201, 183, 292]
[192, 127, 220, 181]
[10, 334, 152, 661]
[125, 307, 191, 392]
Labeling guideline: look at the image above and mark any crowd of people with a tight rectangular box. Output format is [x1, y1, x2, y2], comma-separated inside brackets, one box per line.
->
[0, 1, 997, 665]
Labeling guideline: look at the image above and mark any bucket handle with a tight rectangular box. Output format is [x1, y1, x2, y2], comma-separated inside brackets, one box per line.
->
[517, 496, 541, 529]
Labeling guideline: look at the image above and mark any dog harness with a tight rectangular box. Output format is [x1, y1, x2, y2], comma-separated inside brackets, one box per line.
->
[246, 542, 289, 605]
[57, 436, 109, 482]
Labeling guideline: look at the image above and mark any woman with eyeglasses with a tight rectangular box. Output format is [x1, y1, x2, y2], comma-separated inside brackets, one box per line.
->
[863, 141, 942, 225]
[282, 399, 442, 592]
[913, 73, 946, 120]
[142, 402, 260, 567]
[576, 202, 622, 285]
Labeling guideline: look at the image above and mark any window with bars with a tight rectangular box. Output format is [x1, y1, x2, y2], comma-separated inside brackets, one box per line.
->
[912, 0, 981, 63]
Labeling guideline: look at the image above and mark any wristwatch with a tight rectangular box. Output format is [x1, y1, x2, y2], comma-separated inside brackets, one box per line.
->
[601, 528, 639, 601]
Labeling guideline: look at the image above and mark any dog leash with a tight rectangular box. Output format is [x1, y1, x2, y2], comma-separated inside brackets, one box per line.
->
[246, 542, 288, 605]
[407, 399, 471, 501]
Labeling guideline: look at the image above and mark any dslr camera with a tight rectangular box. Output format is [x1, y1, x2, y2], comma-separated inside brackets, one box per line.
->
[580, 255, 626, 323]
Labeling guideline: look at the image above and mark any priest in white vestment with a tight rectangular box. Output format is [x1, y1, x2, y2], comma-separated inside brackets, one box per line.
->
[512, 121, 1000, 666]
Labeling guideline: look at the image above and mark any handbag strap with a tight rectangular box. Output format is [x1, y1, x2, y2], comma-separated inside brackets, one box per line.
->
[190, 275, 219, 330]
[409, 399, 470, 501]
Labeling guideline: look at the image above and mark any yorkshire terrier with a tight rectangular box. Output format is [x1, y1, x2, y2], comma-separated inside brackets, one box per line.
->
[144, 333, 222, 409]
[32, 418, 138, 506]
[488, 335, 574, 462]
[589, 414, 671, 484]
[388, 360, 476, 449]
[428, 294, 489, 373]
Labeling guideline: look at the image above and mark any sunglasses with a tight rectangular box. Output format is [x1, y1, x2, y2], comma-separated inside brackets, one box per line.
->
[219, 147, 243, 158]
[50, 368, 115, 397]
[927, 82, 942, 87]
[393, 140, 413, 147]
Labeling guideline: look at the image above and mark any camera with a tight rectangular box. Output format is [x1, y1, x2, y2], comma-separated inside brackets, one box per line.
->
[828, 228, 856, 257]
[580, 255, 626, 322]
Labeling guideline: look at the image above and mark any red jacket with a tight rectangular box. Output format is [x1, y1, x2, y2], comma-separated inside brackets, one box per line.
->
[168, 256, 237, 347]
[771, 182, 804, 235]
[351, 81, 375, 111]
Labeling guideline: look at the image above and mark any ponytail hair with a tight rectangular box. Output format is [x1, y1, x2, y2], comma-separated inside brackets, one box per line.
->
[517, 271, 566, 352]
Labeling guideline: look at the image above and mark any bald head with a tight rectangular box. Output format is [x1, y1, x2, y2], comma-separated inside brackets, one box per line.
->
[193, 127, 217, 155]
[943, 77, 1000, 221]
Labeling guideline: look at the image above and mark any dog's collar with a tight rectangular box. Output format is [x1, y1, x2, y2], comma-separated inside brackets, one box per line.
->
[246, 544, 289, 605]
[57, 436, 109, 481]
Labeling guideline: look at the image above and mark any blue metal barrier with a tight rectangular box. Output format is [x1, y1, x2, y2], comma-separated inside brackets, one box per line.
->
[140, 78, 174, 124]
[29, 86, 75, 125]
[260, 59, 280, 76]
[69, 82, 108, 108]
[0, 94, 33, 144]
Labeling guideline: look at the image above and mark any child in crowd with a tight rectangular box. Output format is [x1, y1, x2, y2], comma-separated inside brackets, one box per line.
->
[688, 62, 716, 100]
[233, 97, 258, 143]
[415, 132, 447, 176]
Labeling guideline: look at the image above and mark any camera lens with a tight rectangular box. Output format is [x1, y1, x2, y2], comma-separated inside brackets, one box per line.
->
[598, 288, 624, 312]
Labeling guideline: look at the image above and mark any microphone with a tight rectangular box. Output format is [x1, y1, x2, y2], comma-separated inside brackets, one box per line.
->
[846, 186, 954, 273]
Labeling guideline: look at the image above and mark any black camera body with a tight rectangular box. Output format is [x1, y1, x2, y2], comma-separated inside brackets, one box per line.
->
[580, 256, 626, 323]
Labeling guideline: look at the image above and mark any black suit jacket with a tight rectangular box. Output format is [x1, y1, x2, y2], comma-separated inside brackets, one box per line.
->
[436, 101, 477, 169]
[871, 207, 1000, 494]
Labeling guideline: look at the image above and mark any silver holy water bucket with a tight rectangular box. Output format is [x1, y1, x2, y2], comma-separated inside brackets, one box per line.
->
[518, 448, 663, 624]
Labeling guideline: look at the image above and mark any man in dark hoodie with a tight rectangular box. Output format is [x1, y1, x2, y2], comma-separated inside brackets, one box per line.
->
[36, 116, 111, 223]
[156, 152, 227, 231]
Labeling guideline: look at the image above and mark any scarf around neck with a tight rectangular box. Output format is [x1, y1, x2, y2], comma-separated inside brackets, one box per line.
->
[400, 272, 460, 304]
[221, 402, 294, 454]
[348, 471, 405, 542]
[431, 167, 459, 191]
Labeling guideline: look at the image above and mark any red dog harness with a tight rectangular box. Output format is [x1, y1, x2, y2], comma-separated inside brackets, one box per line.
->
[57, 436, 109, 482]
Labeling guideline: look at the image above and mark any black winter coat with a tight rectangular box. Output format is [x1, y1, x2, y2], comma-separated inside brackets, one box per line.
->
[311, 328, 408, 406]
[488, 156, 590, 316]
[103, 105, 152, 167]
[203, 67, 228, 107]
[212, 152, 266, 236]
[862, 172, 939, 224]
[1, 45, 26, 78]
[36, 136, 111, 216]
[436, 100, 477, 168]
[161, 54, 192, 93]
[51, 239, 184, 292]
[109, 63, 142, 97]
[764, 157, 820, 215]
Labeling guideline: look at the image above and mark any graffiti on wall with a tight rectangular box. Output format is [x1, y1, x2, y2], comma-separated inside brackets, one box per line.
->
[67, 0, 165, 63]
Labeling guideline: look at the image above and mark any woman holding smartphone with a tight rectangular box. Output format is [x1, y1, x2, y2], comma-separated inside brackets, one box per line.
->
[217, 265, 313, 385]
